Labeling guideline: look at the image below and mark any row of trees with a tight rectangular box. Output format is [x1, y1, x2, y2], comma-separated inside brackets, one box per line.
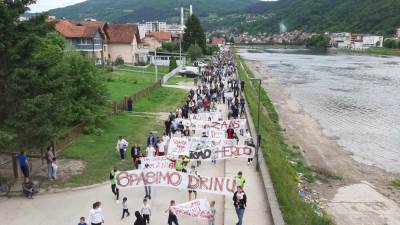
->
[383, 38, 400, 49]
[0, 1, 108, 152]
[305, 35, 331, 49]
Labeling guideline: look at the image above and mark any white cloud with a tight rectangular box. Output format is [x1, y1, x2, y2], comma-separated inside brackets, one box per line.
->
[28, 0, 87, 13]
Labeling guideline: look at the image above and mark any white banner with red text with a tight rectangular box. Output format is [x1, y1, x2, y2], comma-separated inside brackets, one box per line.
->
[141, 156, 175, 169]
[172, 199, 214, 220]
[116, 169, 237, 196]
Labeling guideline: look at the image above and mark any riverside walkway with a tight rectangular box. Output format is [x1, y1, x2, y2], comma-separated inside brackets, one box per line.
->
[0, 74, 274, 225]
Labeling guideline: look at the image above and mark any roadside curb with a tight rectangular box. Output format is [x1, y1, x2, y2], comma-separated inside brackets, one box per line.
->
[240, 73, 286, 224]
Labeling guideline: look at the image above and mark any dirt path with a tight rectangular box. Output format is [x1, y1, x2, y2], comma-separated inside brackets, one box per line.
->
[245, 58, 400, 225]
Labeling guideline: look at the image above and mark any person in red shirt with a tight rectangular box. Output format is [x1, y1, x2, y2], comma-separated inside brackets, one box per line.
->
[227, 125, 235, 139]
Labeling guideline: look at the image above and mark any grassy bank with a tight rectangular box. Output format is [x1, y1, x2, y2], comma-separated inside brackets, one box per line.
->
[103, 66, 169, 101]
[57, 87, 187, 187]
[166, 75, 193, 85]
[236, 55, 333, 225]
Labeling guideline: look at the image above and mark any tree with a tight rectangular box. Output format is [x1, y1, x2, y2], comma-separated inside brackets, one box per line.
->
[0, 1, 107, 152]
[169, 56, 178, 72]
[182, 14, 206, 52]
[115, 56, 124, 66]
[305, 34, 331, 49]
[187, 44, 203, 61]
[162, 42, 179, 52]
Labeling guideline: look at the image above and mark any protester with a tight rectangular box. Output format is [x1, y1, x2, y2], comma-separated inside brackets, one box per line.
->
[235, 171, 246, 188]
[121, 197, 130, 219]
[147, 132, 156, 146]
[143, 164, 151, 199]
[78, 217, 87, 225]
[166, 200, 179, 225]
[131, 144, 141, 168]
[110, 167, 120, 203]
[208, 201, 216, 225]
[141, 198, 151, 224]
[116, 136, 128, 160]
[226, 125, 235, 139]
[157, 139, 166, 156]
[18, 151, 29, 180]
[88, 201, 104, 225]
[46, 146, 55, 181]
[146, 144, 155, 158]
[188, 165, 200, 201]
[233, 186, 247, 225]
[134, 211, 145, 225]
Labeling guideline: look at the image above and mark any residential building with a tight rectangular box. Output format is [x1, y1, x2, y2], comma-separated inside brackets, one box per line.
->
[141, 32, 172, 49]
[138, 22, 183, 39]
[210, 37, 225, 47]
[104, 23, 141, 64]
[351, 34, 383, 49]
[329, 32, 351, 48]
[55, 20, 105, 64]
[149, 51, 186, 66]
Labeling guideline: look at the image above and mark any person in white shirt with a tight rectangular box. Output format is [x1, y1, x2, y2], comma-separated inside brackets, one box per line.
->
[157, 140, 166, 156]
[121, 197, 130, 219]
[141, 198, 151, 224]
[89, 201, 104, 225]
[188, 165, 200, 201]
[162, 132, 170, 144]
[146, 144, 155, 158]
[116, 136, 129, 160]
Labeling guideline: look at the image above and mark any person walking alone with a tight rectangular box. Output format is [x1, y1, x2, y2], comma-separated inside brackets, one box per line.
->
[110, 167, 120, 203]
[46, 146, 55, 181]
[121, 197, 130, 219]
[233, 186, 247, 225]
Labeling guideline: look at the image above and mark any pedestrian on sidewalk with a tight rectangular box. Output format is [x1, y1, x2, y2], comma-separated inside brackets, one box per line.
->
[233, 186, 247, 225]
[188, 165, 200, 201]
[110, 167, 120, 203]
[88, 201, 104, 225]
[208, 200, 216, 225]
[166, 200, 179, 225]
[78, 216, 87, 225]
[235, 171, 246, 188]
[121, 197, 130, 219]
[141, 198, 151, 224]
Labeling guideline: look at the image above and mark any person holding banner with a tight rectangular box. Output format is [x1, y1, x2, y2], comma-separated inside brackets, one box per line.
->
[233, 186, 247, 225]
[188, 165, 200, 201]
[166, 200, 179, 225]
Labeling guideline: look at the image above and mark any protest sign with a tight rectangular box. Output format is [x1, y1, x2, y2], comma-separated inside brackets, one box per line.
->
[190, 112, 222, 121]
[168, 137, 190, 156]
[189, 145, 255, 161]
[116, 168, 237, 196]
[141, 156, 175, 169]
[210, 119, 246, 131]
[172, 199, 214, 220]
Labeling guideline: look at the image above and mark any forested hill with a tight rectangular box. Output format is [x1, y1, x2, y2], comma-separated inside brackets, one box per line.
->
[48, 0, 258, 23]
[238, 0, 400, 35]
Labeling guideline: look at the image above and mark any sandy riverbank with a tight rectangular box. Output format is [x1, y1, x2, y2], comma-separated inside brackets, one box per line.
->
[240, 50, 400, 224]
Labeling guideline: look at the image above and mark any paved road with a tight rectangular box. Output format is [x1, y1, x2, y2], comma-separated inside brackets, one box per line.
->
[0, 80, 273, 225]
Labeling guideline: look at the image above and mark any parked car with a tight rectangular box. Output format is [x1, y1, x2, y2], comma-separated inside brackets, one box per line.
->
[193, 61, 207, 67]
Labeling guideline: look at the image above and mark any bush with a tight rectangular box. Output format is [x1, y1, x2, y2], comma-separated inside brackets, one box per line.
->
[115, 56, 124, 66]
[169, 56, 178, 72]
[187, 44, 203, 61]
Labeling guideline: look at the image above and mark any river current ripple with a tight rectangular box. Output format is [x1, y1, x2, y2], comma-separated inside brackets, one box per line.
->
[241, 49, 400, 173]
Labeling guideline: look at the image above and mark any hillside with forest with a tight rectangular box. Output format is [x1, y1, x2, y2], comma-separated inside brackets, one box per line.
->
[48, 0, 258, 24]
[233, 0, 400, 35]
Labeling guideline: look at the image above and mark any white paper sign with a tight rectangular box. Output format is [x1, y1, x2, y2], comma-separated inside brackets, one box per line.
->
[172, 199, 214, 220]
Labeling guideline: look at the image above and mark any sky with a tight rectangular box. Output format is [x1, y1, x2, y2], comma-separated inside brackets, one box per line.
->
[28, 0, 87, 13]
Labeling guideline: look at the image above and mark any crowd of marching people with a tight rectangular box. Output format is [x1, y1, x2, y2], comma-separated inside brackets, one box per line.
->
[81, 49, 250, 225]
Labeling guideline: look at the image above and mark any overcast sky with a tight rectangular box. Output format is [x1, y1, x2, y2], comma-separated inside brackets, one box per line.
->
[29, 0, 87, 13]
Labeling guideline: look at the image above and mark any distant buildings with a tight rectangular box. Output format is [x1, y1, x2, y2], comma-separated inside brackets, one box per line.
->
[233, 31, 313, 45]
[210, 37, 225, 47]
[328, 33, 383, 49]
[141, 32, 173, 49]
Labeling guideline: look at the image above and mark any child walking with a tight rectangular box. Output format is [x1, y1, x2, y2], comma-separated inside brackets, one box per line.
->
[208, 201, 216, 225]
[121, 197, 130, 219]
[51, 157, 58, 180]
[78, 217, 87, 225]
[140, 198, 151, 224]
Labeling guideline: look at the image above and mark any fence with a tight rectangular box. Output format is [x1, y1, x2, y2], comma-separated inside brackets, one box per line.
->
[111, 80, 162, 114]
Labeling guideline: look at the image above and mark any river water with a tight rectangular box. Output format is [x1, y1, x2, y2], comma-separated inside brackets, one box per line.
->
[240, 48, 400, 173]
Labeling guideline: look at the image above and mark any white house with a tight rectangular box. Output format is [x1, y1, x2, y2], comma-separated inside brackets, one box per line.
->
[149, 52, 186, 66]
[362, 35, 383, 48]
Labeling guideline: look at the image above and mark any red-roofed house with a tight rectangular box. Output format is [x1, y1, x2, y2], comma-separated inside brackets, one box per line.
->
[141, 32, 172, 49]
[104, 23, 141, 64]
[210, 37, 225, 47]
[55, 20, 105, 64]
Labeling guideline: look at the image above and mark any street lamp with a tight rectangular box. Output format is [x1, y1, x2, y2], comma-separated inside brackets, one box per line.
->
[249, 78, 262, 171]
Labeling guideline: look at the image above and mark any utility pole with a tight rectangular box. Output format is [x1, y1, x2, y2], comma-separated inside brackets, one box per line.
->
[154, 48, 158, 82]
